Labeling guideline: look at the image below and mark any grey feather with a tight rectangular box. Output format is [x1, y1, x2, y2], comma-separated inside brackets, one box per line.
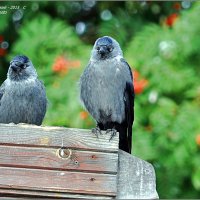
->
[80, 36, 134, 153]
[80, 57, 132, 123]
[0, 55, 47, 125]
[0, 82, 5, 104]
[80, 36, 133, 123]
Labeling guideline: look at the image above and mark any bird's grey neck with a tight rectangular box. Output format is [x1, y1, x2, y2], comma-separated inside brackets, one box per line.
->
[8, 74, 37, 82]
[91, 54, 123, 63]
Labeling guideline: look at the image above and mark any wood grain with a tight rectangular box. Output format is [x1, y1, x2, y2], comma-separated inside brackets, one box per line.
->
[0, 124, 119, 152]
[0, 189, 112, 199]
[0, 124, 119, 198]
[0, 124, 159, 199]
[0, 145, 118, 173]
[0, 167, 116, 196]
[117, 150, 159, 199]
[0, 152, 159, 199]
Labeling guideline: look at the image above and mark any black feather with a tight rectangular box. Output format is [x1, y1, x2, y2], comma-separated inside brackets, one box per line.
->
[96, 36, 113, 46]
[12, 55, 29, 63]
[124, 82, 134, 153]
[121, 58, 134, 153]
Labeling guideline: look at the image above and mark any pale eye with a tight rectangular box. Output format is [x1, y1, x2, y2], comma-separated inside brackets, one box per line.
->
[107, 46, 113, 52]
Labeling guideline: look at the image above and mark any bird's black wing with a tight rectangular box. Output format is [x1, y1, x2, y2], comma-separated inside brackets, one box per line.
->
[37, 79, 48, 111]
[121, 58, 134, 153]
[0, 82, 5, 104]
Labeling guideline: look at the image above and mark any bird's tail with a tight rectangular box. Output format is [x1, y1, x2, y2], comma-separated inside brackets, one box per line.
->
[101, 121, 131, 153]
[117, 122, 131, 153]
[127, 123, 132, 154]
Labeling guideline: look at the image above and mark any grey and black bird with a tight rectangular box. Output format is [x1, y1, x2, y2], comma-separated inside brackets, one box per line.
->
[0, 55, 47, 125]
[80, 36, 134, 153]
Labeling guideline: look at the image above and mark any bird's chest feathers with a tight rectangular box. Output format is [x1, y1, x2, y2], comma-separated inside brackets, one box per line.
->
[5, 78, 36, 97]
[92, 59, 121, 85]
[89, 58, 125, 107]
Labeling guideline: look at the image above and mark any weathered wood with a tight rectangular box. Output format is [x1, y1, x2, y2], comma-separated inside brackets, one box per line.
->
[0, 123, 118, 152]
[0, 189, 112, 199]
[117, 150, 159, 199]
[0, 167, 116, 196]
[0, 145, 118, 173]
[0, 151, 159, 199]
[0, 123, 119, 198]
[0, 124, 159, 199]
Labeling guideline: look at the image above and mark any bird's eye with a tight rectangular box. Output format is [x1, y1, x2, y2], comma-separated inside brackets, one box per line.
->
[96, 46, 100, 51]
[19, 63, 26, 69]
[107, 46, 113, 52]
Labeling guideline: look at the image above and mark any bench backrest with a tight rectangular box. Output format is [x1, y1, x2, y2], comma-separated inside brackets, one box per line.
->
[0, 124, 119, 199]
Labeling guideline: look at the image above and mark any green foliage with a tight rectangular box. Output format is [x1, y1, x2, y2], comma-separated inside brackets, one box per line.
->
[0, 14, 10, 32]
[10, 14, 90, 71]
[125, 3, 200, 198]
[1, 1, 200, 198]
[99, 8, 143, 47]
[10, 14, 92, 128]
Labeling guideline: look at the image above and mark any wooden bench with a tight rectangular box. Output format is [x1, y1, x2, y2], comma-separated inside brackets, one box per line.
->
[0, 124, 158, 199]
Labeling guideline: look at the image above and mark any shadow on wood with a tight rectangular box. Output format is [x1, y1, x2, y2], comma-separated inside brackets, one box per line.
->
[0, 123, 158, 199]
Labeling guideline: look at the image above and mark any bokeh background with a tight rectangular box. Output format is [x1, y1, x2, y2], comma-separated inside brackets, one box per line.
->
[0, 1, 200, 198]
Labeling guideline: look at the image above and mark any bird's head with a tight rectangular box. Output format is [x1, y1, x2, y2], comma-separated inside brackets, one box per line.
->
[91, 36, 123, 60]
[8, 55, 37, 81]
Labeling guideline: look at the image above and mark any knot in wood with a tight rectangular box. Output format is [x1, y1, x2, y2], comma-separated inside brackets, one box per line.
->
[58, 147, 72, 159]
[91, 155, 97, 159]
[90, 177, 96, 182]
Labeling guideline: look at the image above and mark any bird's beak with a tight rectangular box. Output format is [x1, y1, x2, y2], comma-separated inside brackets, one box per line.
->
[98, 46, 107, 56]
[10, 61, 23, 72]
[11, 64, 19, 72]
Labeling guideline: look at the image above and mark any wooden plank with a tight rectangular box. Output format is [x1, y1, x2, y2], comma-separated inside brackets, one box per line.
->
[0, 124, 118, 152]
[117, 150, 159, 199]
[0, 167, 116, 196]
[0, 189, 112, 199]
[0, 124, 119, 198]
[0, 145, 118, 173]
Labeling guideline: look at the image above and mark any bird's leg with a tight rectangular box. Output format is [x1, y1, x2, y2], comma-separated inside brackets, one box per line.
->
[92, 125, 102, 138]
[106, 128, 117, 141]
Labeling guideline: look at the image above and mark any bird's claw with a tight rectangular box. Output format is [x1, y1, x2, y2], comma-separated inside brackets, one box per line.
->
[106, 128, 117, 141]
[92, 126, 102, 138]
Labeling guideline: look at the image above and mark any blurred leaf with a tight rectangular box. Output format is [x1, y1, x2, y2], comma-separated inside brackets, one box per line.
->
[192, 167, 200, 190]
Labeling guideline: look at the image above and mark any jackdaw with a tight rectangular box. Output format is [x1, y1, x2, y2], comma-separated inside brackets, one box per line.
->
[80, 36, 134, 153]
[0, 55, 47, 125]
